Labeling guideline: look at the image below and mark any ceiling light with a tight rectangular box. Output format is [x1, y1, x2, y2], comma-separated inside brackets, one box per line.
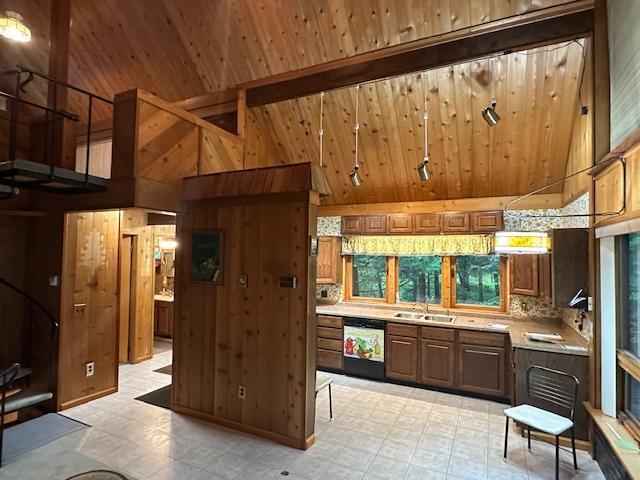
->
[417, 157, 431, 181]
[0, 12, 31, 43]
[349, 166, 361, 187]
[494, 231, 550, 254]
[482, 98, 500, 126]
[159, 239, 178, 250]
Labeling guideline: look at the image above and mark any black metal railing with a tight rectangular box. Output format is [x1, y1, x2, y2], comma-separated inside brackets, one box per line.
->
[1, 65, 113, 189]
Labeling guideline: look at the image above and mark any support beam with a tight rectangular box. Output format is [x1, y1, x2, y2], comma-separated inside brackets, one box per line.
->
[243, 2, 594, 106]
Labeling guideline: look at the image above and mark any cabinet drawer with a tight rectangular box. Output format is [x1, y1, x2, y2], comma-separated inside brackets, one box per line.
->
[387, 323, 418, 338]
[317, 349, 344, 370]
[458, 330, 506, 347]
[318, 326, 343, 340]
[421, 326, 455, 342]
[318, 315, 343, 328]
[318, 337, 342, 352]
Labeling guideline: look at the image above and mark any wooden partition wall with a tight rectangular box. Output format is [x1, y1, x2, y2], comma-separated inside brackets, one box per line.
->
[173, 163, 329, 449]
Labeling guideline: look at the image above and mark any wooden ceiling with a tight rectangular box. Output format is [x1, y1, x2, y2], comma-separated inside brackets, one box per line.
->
[0, 0, 580, 118]
[251, 41, 587, 204]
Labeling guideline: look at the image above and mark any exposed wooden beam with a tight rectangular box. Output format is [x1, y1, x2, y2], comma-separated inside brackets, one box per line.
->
[173, 89, 238, 113]
[243, 1, 594, 106]
[317, 194, 564, 216]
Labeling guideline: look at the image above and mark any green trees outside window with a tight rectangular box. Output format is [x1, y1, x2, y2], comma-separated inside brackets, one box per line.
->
[351, 255, 387, 298]
[455, 255, 501, 307]
[398, 256, 442, 303]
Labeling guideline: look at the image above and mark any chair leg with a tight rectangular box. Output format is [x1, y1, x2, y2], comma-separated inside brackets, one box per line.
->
[503, 417, 509, 459]
[527, 426, 531, 450]
[328, 384, 333, 420]
[555, 435, 560, 480]
[571, 427, 578, 470]
[0, 422, 4, 468]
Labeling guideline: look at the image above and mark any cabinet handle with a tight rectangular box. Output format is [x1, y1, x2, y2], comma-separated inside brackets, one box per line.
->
[394, 340, 412, 346]
[427, 344, 448, 350]
[466, 349, 499, 356]
[73, 303, 87, 308]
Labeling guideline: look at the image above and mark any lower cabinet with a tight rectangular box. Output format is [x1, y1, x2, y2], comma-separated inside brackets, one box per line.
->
[458, 344, 505, 396]
[317, 315, 344, 371]
[386, 335, 419, 382]
[420, 340, 455, 387]
[154, 301, 174, 338]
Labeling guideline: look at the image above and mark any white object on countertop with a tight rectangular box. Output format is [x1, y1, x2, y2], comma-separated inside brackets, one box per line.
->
[525, 332, 564, 342]
[561, 345, 587, 352]
[486, 323, 509, 330]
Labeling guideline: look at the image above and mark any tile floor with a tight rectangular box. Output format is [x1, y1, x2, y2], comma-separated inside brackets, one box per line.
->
[0, 347, 605, 480]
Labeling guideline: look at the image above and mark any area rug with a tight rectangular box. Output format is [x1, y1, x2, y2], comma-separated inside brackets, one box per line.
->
[134, 385, 171, 409]
[153, 364, 172, 375]
[2, 413, 88, 465]
[66, 471, 129, 480]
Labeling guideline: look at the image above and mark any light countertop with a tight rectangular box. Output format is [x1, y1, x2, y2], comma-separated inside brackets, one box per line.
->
[316, 303, 589, 356]
[154, 294, 174, 302]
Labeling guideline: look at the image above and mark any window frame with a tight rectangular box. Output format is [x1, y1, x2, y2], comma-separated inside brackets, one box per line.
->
[344, 254, 507, 312]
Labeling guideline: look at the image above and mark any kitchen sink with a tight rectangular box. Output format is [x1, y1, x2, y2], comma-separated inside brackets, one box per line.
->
[393, 312, 456, 324]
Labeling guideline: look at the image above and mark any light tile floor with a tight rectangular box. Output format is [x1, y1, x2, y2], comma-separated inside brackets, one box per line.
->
[0, 348, 605, 480]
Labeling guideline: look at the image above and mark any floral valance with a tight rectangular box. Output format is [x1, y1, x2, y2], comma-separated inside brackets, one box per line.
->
[341, 234, 493, 256]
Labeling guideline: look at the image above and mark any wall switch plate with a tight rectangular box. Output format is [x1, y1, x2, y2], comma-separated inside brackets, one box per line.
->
[238, 385, 246, 400]
[239, 274, 248, 288]
[49, 275, 59, 287]
[321, 290, 328, 298]
[86, 362, 95, 377]
[587, 296, 593, 311]
[279, 276, 297, 289]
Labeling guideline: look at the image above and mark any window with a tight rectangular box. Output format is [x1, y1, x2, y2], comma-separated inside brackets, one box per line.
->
[454, 256, 502, 307]
[345, 254, 506, 311]
[398, 256, 442, 304]
[350, 255, 388, 300]
[621, 233, 640, 357]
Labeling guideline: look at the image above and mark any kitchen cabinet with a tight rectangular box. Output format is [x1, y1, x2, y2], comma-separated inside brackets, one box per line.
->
[386, 335, 419, 382]
[388, 214, 413, 233]
[538, 254, 551, 298]
[317, 236, 341, 284]
[458, 344, 505, 396]
[551, 229, 588, 308]
[442, 212, 470, 233]
[317, 315, 344, 371]
[414, 213, 441, 233]
[509, 254, 539, 296]
[471, 211, 504, 232]
[364, 215, 387, 234]
[420, 339, 455, 387]
[341, 216, 363, 235]
[154, 300, 174, 338]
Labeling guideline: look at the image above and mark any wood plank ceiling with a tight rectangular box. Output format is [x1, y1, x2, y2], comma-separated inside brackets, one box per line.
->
[252, 41, 586, 204]
[0, 0, 580, 118]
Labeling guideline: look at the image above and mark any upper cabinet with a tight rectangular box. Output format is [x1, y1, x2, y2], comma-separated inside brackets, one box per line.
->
[317, 236, 341, 285]
[340, 211, 502, 235]
[510, 254, 540, 296]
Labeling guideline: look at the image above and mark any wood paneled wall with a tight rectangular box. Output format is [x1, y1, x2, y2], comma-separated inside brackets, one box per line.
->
[58, 210, 120, 409]
[173, 194, 317, 449]
[594, 148, 640, 226]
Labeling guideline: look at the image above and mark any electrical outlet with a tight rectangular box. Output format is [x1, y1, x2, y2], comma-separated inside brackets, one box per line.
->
[238, 385, 246, 400]
[86, 362, 95, 377]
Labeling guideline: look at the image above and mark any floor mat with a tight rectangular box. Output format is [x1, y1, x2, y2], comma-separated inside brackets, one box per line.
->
[153, 364, 172, 375]
[134, 385, 171, 409]
[2, 413, 88, 465]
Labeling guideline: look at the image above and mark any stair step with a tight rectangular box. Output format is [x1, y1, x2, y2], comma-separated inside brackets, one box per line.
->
[2, 391, 53, 415]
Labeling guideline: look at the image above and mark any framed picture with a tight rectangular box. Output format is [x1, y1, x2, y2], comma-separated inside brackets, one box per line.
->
[190, 230, 224, 284]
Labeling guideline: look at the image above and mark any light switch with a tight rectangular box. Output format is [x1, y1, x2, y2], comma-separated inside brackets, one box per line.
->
[49, 275, 59, 287]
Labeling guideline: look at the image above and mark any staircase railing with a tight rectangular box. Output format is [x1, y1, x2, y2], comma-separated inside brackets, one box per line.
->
[0, 276, 59, 396]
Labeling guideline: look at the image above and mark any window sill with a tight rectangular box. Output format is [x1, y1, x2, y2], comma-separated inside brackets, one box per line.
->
[341, 299, 511, 319]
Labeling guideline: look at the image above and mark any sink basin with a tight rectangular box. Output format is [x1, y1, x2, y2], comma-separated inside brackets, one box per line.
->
[393, 312, 425, 320]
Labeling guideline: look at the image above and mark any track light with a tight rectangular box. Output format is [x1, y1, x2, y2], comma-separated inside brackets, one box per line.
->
[349, 166, 362, 187]
[417, 157, 431, 181]
[482, 98, 500, 126]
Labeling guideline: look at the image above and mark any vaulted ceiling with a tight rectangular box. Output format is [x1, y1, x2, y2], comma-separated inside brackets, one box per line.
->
[1, 0, 580, 114]
[251, 41, 587, 204]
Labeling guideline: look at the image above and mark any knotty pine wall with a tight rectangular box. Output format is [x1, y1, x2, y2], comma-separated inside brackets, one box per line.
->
[173, 196, 318, 449]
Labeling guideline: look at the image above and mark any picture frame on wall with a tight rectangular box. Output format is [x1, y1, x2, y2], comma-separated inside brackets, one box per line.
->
[190, 230, 224, 285]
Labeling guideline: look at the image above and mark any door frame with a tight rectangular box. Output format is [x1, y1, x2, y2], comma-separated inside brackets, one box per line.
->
[118, 234, 136, 364]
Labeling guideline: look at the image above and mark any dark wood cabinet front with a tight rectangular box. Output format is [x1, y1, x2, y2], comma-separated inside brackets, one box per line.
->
[471, 211, 504, 232]
[420, 339, 455, 387]
[442, 212, 470, 233]
[317, 236, 340, 284]
[510, 254, 540, 296]
[414, 213, 441, 233]
[386, 335, 419, 382]
[341, 216, 363, 234]
[317, 315, 344, 371]
[458, 344, 505, 396]
[154, 301, 174, 338]
[364, 215, 387, 234]
[388, 214, 413, 233]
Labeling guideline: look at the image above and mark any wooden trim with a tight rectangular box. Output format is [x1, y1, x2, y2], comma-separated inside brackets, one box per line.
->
[596, 217, 640, 239]
[387, 256, 398, 304]
[317, 194, 563, 216]
[441, 256, 453, 309]
[618, 351, 640, 383]
[172, 403, 313, 450]
[173, 89, 238, 112]
[243, 4, 593, 106]
[58, 387, 118, 411]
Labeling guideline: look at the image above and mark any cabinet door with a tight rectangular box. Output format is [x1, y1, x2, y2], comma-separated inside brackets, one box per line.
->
[471, 211, 504, 232]
[156, 303, 171, 337]
[386, 335, 419, 382]
[509, 254, 539, 296]
[414, 213, 441, 233]
[388, 214, 413, 233]
[317, 236, 339, 284]
[538, 254, 551, 298]
[341, 216, 363, 234]
[458, 344, 505, 396]
[442, 212, 470, 233]
[317, 349, 344, 370]
[420, 339, 455, 387]
[364, 215, 388, 234]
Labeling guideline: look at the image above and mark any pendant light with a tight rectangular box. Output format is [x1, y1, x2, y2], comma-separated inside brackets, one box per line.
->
[349, 85, 362, 187]
[482, 98, 500, 126]
[319, 91, 325, 167]
[0, 11, 31, 42]
[417, 109, 431, 181]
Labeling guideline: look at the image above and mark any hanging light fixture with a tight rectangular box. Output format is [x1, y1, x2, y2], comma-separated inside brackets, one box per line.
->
[318, 91, 325, 167]
[0, 11, 31, 43]
[349, 85, 362, 187]
[494, 231, 551, 254]
[417, 109, 431, 181]
[482, 98, 500, 126]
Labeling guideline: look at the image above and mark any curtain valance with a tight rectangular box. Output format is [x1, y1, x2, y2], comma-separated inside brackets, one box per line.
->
[341, 235, 493, 256]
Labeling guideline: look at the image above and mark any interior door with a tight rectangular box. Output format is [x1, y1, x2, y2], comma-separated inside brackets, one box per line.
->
[118, 235, 133, 363]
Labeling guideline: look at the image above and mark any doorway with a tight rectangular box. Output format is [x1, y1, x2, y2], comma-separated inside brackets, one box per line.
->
[118, 234, 135, 364]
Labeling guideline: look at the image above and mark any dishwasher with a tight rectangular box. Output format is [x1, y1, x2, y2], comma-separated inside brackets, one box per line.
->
[343, 317, 385, 380]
